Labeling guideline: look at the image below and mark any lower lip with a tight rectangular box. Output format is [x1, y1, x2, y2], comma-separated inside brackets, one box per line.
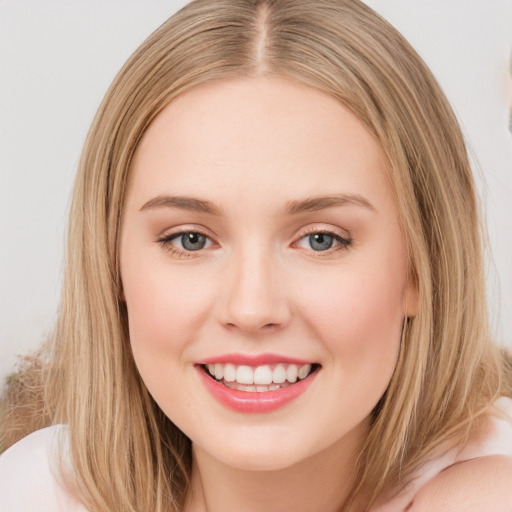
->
[196, 366, 318, 413]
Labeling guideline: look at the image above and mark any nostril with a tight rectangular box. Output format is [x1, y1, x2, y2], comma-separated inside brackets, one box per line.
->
[261, 322, 280, 330]
[222, 317, 285, 333]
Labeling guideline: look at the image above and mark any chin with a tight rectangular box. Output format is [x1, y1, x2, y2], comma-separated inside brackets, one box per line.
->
[213, 452, 305, 472]
[193, 431, 311, 472]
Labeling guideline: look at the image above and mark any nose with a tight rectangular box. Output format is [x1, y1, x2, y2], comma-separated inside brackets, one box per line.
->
[216, 248, 291, 334]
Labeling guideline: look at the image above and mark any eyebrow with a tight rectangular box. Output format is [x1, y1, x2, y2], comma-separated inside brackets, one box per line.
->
[140, 195, 224, 215]
[139, 193, 375, 215]
[283, 194, 376, 215]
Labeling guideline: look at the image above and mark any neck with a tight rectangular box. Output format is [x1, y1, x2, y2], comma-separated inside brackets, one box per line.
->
[185, 423, 369, 512]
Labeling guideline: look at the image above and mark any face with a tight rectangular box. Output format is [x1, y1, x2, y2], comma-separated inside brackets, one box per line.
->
[120, 76, 417, 471]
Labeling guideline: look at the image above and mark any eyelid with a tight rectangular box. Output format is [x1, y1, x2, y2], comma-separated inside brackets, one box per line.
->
[155, 223, 352, 258]
[156, 224, 216, 241]
[156, 225, 217, 258]
[291, 224, 352, 253]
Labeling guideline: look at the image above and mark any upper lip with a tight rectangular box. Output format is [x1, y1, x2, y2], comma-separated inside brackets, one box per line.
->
[196, 353, 317, 366]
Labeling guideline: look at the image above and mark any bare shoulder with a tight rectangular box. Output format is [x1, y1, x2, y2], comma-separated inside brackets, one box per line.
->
[410, 455, 512, 512]
[408, 397, 512, 512]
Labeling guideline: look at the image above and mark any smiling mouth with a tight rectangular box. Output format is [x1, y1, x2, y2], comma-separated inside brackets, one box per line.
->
[202, 362, 320, 392]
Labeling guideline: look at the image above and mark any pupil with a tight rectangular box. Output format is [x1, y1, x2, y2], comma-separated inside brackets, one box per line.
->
[182, 233, 206, 251]
[310, 233, 333, 251]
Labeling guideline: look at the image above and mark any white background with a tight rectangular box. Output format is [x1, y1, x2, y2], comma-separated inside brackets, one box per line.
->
[1, 0, 511, 385]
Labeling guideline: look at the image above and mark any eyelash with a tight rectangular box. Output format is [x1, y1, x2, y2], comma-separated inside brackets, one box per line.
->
[156, 227, 352, 259]
[157, 228, 213, 259]
[293, 227, 352, 255]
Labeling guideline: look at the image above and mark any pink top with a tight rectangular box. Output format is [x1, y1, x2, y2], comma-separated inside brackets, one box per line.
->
[1, 397, 511, 511]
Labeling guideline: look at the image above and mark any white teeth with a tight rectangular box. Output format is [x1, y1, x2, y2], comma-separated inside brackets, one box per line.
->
[236, 365, 254, 385]
[223, 363, 236, 382]
[286, 364, 298, 383]
[214, 363, 224, 380]
[272, 364, 287, 384]
[254, 365, 273, 385]
[298, 364, 311, 380]
[205, 362, 315, 388]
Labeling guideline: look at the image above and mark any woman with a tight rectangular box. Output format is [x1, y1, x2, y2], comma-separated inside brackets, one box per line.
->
[1, 0, 511, 510]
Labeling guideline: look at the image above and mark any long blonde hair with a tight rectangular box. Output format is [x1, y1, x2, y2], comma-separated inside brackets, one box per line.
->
[5, 0, 512, 510]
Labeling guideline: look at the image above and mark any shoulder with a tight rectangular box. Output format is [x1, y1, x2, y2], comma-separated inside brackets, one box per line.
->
[410, 454, 512, 512]
[0, 425, 88, 512]
[410, 396, 512, 512]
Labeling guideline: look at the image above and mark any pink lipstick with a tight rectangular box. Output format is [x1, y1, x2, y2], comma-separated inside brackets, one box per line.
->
[195, 354, 320, 413]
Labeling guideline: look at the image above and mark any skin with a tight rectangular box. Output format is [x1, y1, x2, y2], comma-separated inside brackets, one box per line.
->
[118, 75, 512, 511]
[410, 456, 512, 512]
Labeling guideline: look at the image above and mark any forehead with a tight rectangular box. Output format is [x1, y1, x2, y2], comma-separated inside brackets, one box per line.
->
[127, 76, 394, 214]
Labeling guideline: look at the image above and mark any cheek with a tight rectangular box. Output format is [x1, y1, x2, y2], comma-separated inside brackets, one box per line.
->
[304, 270, 404, 338]
[297, 258, 406, 378]
[121, 260, 219, 419]
[121, 259, 215, 359]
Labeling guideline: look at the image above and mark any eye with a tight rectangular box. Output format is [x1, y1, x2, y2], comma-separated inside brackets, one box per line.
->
[295, 230, 351, 252]
[306, 233, 334, 251]
[175, 232, 209, 251]
[157, 230, 214, 256]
